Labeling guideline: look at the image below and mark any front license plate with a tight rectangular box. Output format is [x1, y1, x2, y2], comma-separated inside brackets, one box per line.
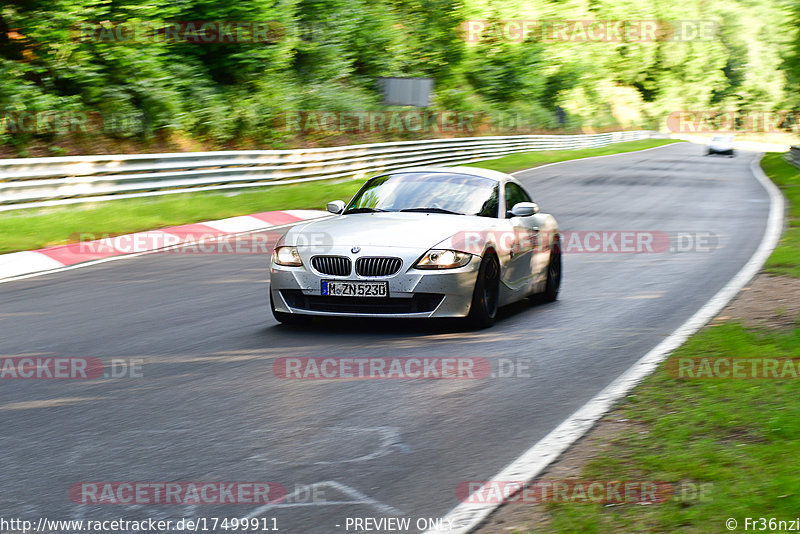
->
[321, 280, 388, 297]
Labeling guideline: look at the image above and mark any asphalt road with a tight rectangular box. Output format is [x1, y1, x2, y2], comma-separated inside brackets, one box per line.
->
[0, 142, 771, 533]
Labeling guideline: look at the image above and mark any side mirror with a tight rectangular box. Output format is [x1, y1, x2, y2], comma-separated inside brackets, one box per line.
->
[326, 200, 346, 214]
[508, 202, 539, 218]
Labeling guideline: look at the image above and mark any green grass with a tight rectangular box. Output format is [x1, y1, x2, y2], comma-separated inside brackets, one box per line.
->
[522, 150, 800, 533]
[541, 323, 800, 533]
[763, 152, 800, 278]
[0, 139, 680, 254]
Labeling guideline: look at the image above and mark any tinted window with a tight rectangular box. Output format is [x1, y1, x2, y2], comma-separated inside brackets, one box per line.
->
[504, 182, 532, 217]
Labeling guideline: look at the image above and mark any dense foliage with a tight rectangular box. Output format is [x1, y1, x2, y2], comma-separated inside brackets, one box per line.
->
[0, 0, 797, 151]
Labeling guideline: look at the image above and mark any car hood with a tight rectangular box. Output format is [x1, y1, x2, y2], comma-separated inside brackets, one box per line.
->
[285, 212, 498, 250]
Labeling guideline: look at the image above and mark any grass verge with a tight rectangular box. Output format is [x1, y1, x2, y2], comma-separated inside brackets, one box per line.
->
[1, 138, 679, 254]
[763, 153, 800, 277]
[542, 323, 800, 533]
[517, 153, 800, 533]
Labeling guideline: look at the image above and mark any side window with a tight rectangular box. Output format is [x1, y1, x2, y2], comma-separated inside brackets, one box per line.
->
[504, 182, 532, 217]
[477, 184, 499, 218]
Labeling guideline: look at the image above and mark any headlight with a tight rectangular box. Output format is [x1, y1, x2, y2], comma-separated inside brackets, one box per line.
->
[414, 249, 472, 270]
[272, 246, 303, 267]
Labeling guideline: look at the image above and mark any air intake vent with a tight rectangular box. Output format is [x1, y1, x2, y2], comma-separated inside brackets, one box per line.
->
[311, 256, 351, 276]
[355, 257, 403, 277]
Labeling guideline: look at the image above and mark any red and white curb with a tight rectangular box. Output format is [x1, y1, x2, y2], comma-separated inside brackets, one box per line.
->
[0, 209, 327, 283]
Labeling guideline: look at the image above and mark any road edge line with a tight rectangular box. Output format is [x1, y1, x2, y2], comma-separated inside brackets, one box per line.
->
[424, 153, 784, 534]
[508, 141, 680, 177]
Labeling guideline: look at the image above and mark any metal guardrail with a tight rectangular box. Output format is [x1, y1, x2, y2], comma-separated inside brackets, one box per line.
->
[0, 131, 656, 211]
[787, 145, 800, 169]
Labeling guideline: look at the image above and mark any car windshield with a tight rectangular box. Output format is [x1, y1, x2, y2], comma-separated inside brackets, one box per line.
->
[712, 136, 733, 142]
[345, 172, 499, 217]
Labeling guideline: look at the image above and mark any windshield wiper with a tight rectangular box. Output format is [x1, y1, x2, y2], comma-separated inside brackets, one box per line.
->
[343, 207, 389, 214]
[399, 207, 463, 215]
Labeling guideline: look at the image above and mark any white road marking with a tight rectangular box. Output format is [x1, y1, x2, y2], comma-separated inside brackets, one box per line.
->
[247, 426, 409, 465]
[509, 142, 679, 177]
[425, 153, 784, 534]
[284, 209, 331, 219]
[200, 215, 269, 234]
[0, 251, 65, 279]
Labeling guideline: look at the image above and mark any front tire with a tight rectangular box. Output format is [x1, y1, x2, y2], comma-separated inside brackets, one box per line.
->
[467, 254, 500, 329]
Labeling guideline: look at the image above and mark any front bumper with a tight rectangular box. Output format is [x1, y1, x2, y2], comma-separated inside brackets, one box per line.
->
[270, 247, 481, 318]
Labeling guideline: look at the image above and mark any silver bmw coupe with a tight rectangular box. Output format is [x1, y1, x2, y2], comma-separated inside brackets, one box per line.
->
[269, 166, 560, 327]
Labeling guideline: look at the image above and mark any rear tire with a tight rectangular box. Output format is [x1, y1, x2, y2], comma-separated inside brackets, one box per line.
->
[467, 254, 500, 329]
[271, 293, 310, 325]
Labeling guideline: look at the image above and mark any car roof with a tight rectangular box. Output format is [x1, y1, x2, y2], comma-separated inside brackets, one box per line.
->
[382, 165, 513, 183]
